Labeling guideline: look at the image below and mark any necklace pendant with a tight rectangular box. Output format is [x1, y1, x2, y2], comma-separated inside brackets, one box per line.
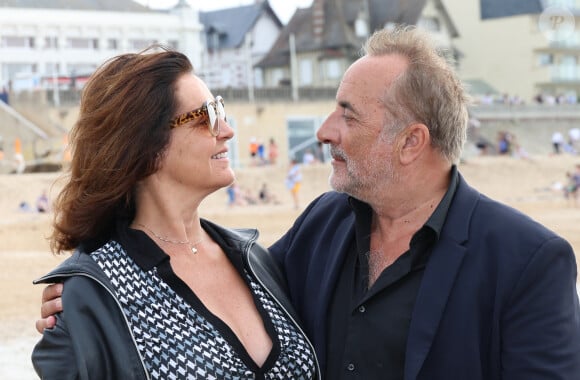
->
[191, 246, 198, 254]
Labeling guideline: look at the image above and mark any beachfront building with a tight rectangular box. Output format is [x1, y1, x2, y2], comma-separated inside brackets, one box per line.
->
[199, 1, 283, 91]
[533, 0, 580, 103]
[0, 0, 204, 172]
[0, 0, 203, 92]
[255, 0, 460, 90]
[444, 0, 580, 103]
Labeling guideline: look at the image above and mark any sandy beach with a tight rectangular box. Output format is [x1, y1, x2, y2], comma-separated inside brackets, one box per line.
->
[1, 155, 579, 379]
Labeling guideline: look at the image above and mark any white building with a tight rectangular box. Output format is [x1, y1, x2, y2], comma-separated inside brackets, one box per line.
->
[199, 1, 283, 90]
[0, 0, 203, 91]
[445, 0, 580, 102]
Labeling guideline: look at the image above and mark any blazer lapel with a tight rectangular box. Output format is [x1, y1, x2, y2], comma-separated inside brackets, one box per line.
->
[404, 238, 467, 380]
[309, 210, 356, 371]
[315, 211, 356, 331]
[404, 175, 478, 380]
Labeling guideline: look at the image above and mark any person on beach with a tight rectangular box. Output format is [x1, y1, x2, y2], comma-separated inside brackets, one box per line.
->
[285, 158, 302, 209]
[31, 47, 318, 380]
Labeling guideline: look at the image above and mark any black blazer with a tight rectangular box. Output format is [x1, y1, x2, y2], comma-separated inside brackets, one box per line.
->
[270, 173, 580, 379]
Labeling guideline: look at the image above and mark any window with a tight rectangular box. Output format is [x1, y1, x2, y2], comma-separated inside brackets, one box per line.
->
[554, 55, 578, 80]
[324, 59, 341, 79]
[561, 55, 577, 65]
[207, 31, 220, 51]
[221, 64, 231, 87]
[67, 38, 96, 49]
[46, 62, 59, 73]
[254, 67, 263, 88]
[1, 36, 31, 48]
[271, 68, 285, 86]
[44, 36, 58, 49]
[299, 59, 313, 85]
[129, 39, 156, 51]
[287, 117, 323, 162]
[107, 39, 118, 50]
[538, 53, 554, 66]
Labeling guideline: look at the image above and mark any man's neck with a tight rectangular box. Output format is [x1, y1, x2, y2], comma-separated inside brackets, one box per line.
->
[365, 165, 451, 286]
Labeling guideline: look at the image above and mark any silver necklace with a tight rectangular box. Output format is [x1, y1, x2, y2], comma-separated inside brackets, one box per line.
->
[136, 223, 203, 254]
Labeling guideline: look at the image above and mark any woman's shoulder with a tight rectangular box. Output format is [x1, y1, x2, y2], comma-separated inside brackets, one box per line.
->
[33, 243, 116, 285]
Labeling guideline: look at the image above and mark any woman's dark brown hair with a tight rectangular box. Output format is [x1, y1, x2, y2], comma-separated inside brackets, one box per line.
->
[51, 47, 193, 253]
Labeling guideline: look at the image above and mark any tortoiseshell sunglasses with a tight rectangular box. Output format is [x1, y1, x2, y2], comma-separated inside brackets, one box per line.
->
[169, 95, 226, 136]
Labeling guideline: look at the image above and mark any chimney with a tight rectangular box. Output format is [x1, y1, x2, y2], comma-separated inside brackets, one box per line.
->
[354, 2, 370, 39]
[312, 0, 325, 43]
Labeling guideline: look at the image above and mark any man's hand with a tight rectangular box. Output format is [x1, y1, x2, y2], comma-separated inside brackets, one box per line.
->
[35, 283, 63, 334]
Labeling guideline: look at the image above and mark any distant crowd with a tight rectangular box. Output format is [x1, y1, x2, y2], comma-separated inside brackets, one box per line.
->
[551, 128, 580, 156]
[475, 92, 578, 106]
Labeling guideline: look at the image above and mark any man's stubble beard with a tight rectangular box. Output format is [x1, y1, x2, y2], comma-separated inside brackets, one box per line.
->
[329, 144, 398, 201]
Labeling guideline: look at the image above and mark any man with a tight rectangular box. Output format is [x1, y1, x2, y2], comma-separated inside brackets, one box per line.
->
[37, 27, 580, 379]
[270, 26, 580, 379]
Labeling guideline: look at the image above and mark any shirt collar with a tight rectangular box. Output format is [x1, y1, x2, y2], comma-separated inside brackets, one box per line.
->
[112, 218, 241, 272]
[424, 164, 459, 239]
[114, 218, 168, 271]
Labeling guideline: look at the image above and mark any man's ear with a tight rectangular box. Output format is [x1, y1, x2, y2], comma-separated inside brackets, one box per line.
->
[398, 123, 430, 165]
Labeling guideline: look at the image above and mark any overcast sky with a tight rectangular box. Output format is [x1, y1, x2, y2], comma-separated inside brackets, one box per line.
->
[134, 0, 314, 24]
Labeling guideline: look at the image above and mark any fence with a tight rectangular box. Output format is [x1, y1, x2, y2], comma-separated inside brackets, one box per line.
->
[40, 86, 339, 105]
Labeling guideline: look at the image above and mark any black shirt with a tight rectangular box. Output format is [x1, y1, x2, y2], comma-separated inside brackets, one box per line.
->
[325, 167, 459, 380]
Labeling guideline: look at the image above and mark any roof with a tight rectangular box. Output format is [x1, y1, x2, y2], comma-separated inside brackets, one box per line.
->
[200, 1, 282, 50]
[256, 0, 433, 68]
[480, 0, 544, 20]
[0, 0, 150, 11]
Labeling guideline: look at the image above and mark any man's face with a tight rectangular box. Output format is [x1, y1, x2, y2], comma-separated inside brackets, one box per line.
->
[317, 54, 409, 201]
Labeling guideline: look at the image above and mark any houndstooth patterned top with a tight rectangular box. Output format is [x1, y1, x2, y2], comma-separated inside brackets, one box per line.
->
[90, 224, 316, 380]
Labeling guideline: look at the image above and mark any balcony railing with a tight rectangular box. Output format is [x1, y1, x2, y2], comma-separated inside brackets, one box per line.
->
[471, 103, 580, 120]
[213, 86, 338, 102]
[43, 86, 339, 105]
[31, 88, 580, 110]
[550, 66, 580, 81]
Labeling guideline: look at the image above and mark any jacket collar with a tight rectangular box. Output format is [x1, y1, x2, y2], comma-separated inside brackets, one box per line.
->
[33, 249, 112, 287]
[33, 220, 261, 285]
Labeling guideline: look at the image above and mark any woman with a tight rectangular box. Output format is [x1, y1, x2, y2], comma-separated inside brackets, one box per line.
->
[31, 47, 319, 379]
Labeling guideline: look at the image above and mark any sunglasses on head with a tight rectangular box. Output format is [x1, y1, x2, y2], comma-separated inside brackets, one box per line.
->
[169, 95, 226, 136]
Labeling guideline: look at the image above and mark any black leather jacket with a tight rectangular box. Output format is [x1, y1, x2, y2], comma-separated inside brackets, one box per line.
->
[31, 221, 320, 380]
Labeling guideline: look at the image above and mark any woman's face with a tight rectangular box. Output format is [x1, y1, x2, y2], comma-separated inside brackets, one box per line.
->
[155, 74, 235, 197]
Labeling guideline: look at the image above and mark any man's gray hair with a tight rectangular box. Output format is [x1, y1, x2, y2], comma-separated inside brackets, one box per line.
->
[363, 25, 470, 164]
